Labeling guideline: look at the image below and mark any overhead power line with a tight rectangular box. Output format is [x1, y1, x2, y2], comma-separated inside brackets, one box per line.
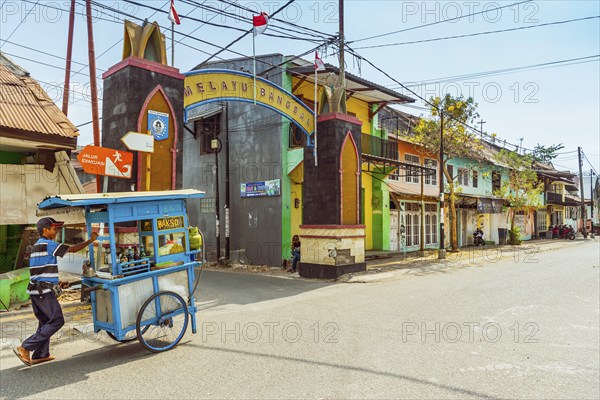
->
[181, 0, 330, 40]
[84, 0, 329, 74]
[350, 0, 534, 44]
[389, 55, 600, 88]
[122, 0, 321, 43]
[199, 0, 298, 66]
[344, 43, 549, 155]
[0, 0, 40, 49]
[0, 39, 105, 72]
[582, 150, 599, 175]
[355, 15, 600, 50]
[214, 0, 335, 39]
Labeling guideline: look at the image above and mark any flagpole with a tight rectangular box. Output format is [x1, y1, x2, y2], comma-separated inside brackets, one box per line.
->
[171, 21, 175, 66]
[314, 68, 318, 166]
[252, 33, 257, 105]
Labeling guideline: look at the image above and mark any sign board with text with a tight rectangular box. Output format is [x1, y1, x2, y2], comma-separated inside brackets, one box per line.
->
[77, 145, 133, 178]
[240, 179, 281, 198]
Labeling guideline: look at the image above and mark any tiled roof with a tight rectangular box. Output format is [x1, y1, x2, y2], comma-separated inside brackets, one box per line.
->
[0, 52, 79, 139]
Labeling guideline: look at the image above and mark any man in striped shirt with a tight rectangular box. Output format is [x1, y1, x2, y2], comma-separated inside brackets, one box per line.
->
[13, 217, 98, 366]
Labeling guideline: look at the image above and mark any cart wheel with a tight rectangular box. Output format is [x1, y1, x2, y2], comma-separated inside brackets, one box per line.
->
[107, 326, 149, 343]
[136, 291, 189, 352]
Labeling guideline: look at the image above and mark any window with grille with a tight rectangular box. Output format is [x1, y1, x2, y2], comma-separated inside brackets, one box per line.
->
[472, 170, 478, 188]
[425, 204, 437, 212]
[389, 167, 400, 181]
[405, 213, 420, 247]
[424, 158, 437, 186]
[404, 154, 420, 184]
[425, 212, 438, 245]
[458, 168, 470, 187]
[194, 114, 220, 155]
[565, 207, 578, 219]
[536, 210, 547, 232]
[288, 124, 303, 148]
[492, 171, 501, 192]
[550, 183, 562, 193]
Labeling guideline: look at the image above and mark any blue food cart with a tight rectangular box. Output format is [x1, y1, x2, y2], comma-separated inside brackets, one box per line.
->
[37, 190, 205, 352]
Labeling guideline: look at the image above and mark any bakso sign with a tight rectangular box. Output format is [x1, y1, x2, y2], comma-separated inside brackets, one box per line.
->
[157, 216, 184, 231]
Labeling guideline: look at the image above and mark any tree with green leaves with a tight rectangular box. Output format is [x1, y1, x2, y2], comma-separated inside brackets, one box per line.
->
[493, 149, 544, 244]
[412, 94, 480, 251]
[531, 143, 565, 163]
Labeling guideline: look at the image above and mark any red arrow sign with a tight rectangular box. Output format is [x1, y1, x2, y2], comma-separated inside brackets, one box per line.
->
[77, 145, 133, 178]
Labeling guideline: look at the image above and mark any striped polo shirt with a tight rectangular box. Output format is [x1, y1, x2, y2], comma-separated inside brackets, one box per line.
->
[28, 237, 70, 295]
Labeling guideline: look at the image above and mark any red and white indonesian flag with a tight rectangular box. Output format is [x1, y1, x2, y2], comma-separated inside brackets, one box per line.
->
[168, 0, 181, 25]
[314, 52, 325, 71]
[253, 12, 269, 36]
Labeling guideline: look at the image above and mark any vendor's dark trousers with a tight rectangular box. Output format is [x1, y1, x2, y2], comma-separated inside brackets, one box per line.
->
[22, 292, 64, 359]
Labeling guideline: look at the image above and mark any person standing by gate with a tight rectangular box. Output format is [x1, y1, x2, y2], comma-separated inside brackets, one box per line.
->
[13, 217, 98, 366]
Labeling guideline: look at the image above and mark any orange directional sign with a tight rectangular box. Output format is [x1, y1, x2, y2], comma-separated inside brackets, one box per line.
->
[77, 145, 133, 178]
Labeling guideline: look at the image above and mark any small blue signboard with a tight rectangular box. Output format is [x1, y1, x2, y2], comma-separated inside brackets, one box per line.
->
[241, 179, 281, 197]
[148, 110, 169, 141]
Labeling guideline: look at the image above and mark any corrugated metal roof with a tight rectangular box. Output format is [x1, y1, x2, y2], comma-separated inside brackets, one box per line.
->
[38, 189, 206, 209]
[0, 53, 79, 139]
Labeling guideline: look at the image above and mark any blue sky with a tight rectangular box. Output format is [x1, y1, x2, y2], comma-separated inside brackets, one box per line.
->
[1, 0, 598, 174]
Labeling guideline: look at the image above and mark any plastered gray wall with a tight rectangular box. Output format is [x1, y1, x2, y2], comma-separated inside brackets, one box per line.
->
[183, 54, 285, 265]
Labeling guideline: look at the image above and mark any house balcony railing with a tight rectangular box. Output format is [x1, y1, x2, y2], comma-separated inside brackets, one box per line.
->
[361, 134, 398, 161]
[546, 191, 563, 204]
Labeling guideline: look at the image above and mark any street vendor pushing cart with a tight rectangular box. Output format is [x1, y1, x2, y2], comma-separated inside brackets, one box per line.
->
[14, 217, 98, 366]
[18, 190, 206, 356]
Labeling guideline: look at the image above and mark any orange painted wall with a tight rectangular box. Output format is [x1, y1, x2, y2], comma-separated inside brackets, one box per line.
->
[394, 139, 440, 198]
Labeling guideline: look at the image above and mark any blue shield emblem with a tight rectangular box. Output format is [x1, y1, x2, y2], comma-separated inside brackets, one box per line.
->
[148, 110, 169, 141]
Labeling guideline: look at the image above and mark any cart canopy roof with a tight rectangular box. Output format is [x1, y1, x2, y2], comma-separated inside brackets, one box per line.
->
[38, 189, 205, 209]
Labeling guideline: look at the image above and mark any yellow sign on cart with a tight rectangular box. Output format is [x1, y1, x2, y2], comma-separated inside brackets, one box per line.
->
[157, 216, 184, 231]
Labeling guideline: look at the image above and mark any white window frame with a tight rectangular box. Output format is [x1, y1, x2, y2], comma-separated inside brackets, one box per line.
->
[404, 154, 420, 184]
[424, 206, 438, 245]
[457, 167, 470, 187]
[405, 210, 420, 247]
[424, 158, 437, 186]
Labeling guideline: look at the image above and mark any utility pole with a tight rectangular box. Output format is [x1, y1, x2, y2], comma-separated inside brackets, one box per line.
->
[478, 120, 486, 139]
[338, 0, 345, 90]
[85, 0, 101, 193]
[590, 170, 595, 220]
[215, 137, 221, 261]
[438, 111, 446, 259]
[517, 138, 524, 154]
[224, 104, 230, 260]
[578, 147, 588, 238]
[420, 158, 425, 255]
[61, 0, 76, 116]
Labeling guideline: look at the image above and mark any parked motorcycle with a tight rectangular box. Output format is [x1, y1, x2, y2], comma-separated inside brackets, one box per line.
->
[550, 225, 576, 240]
[473, 228, 486, 246]
[562, 226, 576, 240]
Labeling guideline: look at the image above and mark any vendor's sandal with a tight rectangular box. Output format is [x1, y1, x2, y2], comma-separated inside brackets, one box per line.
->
[13, 347, 31, 366]
[31, 355, 55, 365]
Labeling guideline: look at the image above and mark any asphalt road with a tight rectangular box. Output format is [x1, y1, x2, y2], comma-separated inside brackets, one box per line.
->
[1, 240, 598, 399]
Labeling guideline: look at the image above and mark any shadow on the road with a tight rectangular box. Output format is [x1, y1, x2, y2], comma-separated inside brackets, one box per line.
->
[1, 340, 154, 399]
[195, 269, 332, 310]
[189, 344, 500, 399]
